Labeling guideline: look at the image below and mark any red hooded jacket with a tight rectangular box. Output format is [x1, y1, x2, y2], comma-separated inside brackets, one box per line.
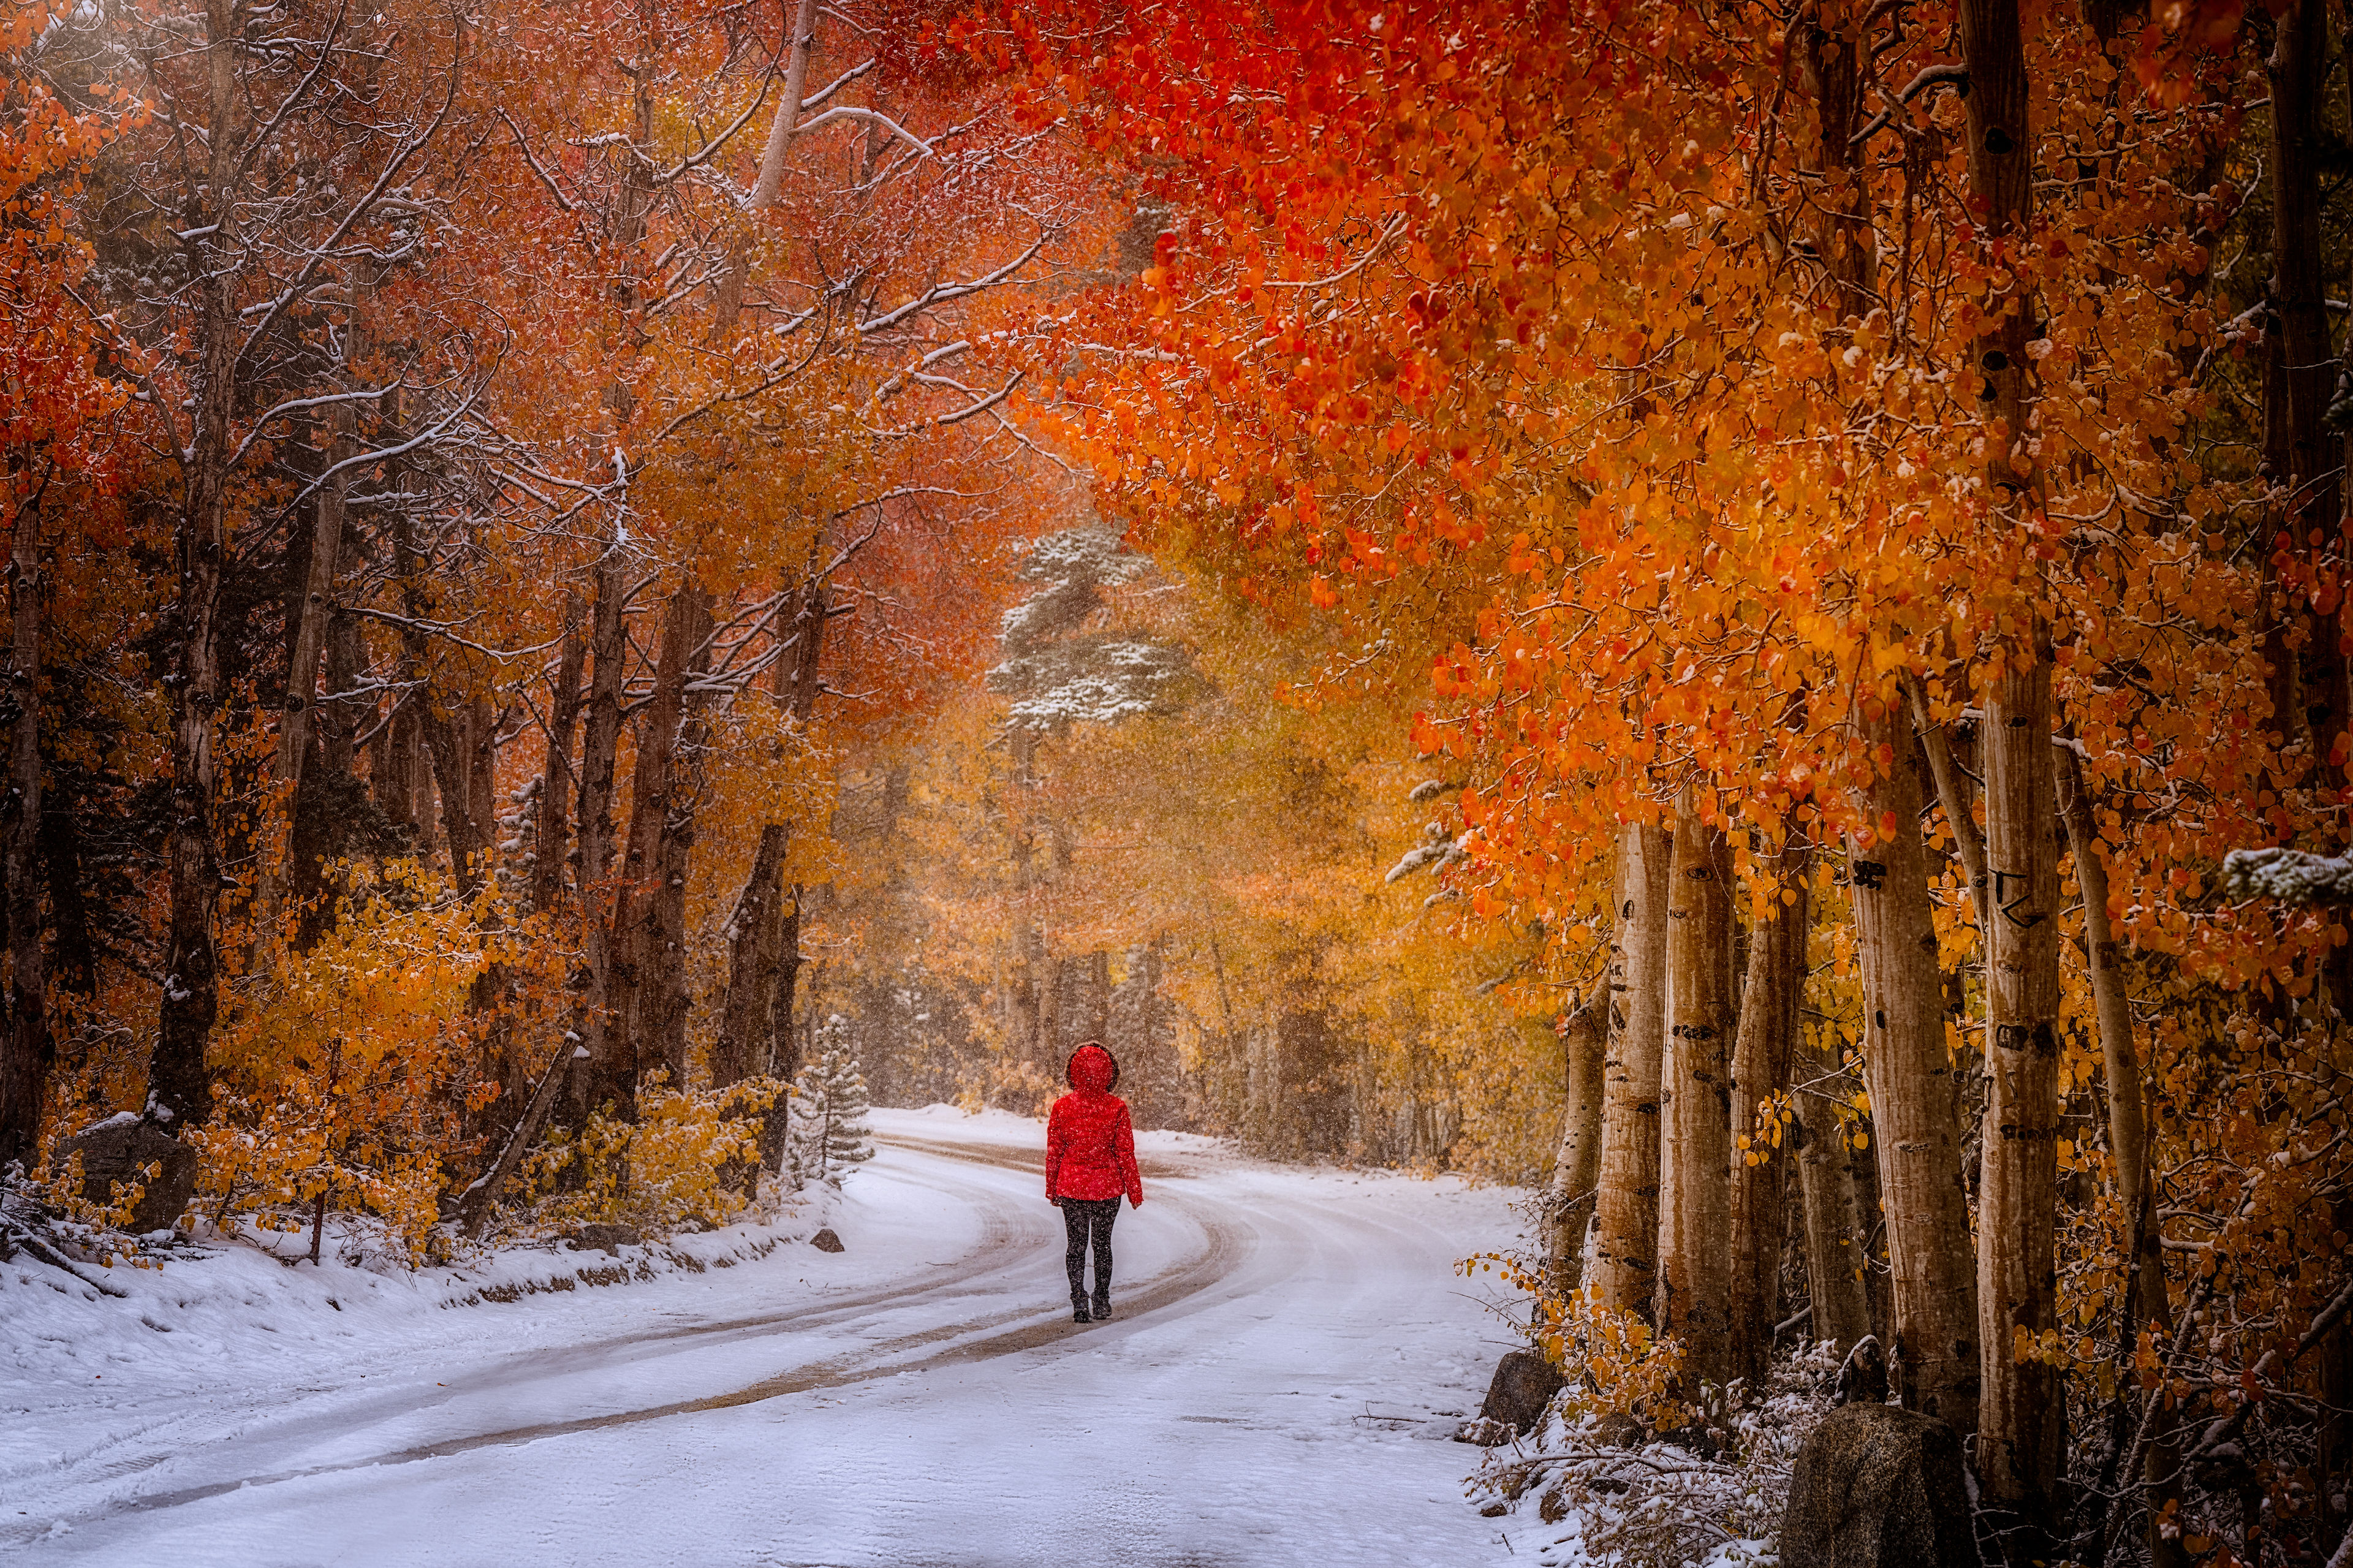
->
[1046, 1043, 1143, 1206]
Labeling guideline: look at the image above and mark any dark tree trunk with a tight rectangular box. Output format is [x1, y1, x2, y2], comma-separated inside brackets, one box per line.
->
[0, 534, 48, 1170]
[717, 575, 828, 1087]
[2267, 0, 2351, 1017]
[38, 804, 94, 999]
[645, 599, 714, 1089]
[592, 585, 708, 1115]
[532, 590, 585, 915]
[564, 546, 629, 1125]
[260, 423, 347, 934]
[151, 233, 238, 1131]
[466, 693, 499, 871]
[713, 825, 790, 1088]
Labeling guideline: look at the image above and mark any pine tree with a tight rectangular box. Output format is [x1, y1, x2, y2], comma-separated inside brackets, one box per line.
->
[787, 1021, 874, 1190]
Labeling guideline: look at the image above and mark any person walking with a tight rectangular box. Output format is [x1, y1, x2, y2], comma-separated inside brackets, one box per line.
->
[1045, 1040, 1143, 1323]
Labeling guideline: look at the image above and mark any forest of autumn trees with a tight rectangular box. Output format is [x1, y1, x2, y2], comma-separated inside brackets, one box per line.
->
[0, 0, 1108, 1237]
[5, 0, 2353, 1563]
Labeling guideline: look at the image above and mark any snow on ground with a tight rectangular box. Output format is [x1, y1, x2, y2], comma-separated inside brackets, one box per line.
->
[4, 1107, 1541, 1567]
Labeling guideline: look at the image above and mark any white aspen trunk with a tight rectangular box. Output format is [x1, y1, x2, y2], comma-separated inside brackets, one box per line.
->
[1591, 819, 1671, 1317]
[1847, 696, 1980, 1433]
[1542, 999, 1608, 1293]
[1792, 1023, 1874, 1358]
[1979, 653, 2064, 1555]
[751, 0, 822, 211]
[2056, 732, 2183, 1568]
[1729, 835, 1809, 1387]
[1658, 795, 1735, 1384]
[1957, 0, 2060, 1546]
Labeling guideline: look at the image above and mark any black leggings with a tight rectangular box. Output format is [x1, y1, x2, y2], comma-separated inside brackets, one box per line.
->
[1061, 1197, 1120, 1301]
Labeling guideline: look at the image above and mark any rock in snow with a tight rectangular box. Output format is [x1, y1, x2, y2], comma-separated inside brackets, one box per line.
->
[50, 1117, 198, 1234]
[1780, 1403, 1976, 1568]
[1477, 1349, 1563, 1438]
[566, 1224, 642, 1256]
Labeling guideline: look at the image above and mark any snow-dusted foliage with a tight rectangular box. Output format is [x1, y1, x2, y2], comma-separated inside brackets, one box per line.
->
[987, 525, 1192, 730]
[1478, 1341, 1841, 1568]
[2219, 845, 2353, 904]
[786, 1023, 876, 1189]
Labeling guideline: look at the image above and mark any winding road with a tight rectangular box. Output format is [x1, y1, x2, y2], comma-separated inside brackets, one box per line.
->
[6, 1115, 1521, 1567]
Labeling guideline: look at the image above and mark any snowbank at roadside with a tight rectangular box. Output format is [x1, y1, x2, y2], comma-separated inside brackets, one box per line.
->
[1, 1182, 878, 1509]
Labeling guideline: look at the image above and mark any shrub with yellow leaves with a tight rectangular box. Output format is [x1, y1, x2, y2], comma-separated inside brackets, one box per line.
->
[188, 865, 565, 1262]
[1463, 1244, 1691, 1433]
[518, 1074, 783, 1238]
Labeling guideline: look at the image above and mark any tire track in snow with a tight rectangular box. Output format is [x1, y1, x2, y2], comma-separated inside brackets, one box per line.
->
[0, 1154, 1041, 1521]
[25, 1135, 1253, 1533]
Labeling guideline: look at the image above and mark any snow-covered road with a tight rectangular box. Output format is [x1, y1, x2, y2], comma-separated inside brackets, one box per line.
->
[5, 1110, 1526, 1567]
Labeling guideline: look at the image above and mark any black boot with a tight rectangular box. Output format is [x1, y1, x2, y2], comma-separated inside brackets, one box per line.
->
[1091, 1290, 1112, 1321]
[1071, 1298, 1092, 1324]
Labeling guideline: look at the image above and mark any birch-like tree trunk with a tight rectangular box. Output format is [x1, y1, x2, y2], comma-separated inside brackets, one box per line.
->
[1729, 835, 1808, 1387]
[1792, 1023, 1873, 1358]
[1540, 998, 1607, 1292]
[1979, 653, 2064, 1550]
[1847, 695, 1981, 1433]
[1591, 819, 1671, 1317]
[1957, 0, 2061, 1548]
[2056, 733, 2183, 1568]
[1658, 797, 1735, 1384]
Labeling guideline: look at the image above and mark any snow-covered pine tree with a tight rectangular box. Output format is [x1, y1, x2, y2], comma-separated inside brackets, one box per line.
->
[787, 1020, 875, 1189]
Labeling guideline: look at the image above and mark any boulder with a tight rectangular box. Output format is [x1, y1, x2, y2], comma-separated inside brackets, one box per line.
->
[1479, 1349, 1564, 1437]
[566, 1223, 640, 1256]
[1591, 1410, 1645, 1449]
[809, 1227, 845, 1254]
[51, 1116, 197, 1234]
[1780, 1403, 1976, 1568]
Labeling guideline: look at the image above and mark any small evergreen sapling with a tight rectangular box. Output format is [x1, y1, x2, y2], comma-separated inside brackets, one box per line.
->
[787, 1022, 875, 1189]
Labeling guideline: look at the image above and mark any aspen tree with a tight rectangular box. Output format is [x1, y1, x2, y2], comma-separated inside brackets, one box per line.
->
[1957, 0, 2063, 1548]
[1541, 998, 1608, 1292]
[1811, 0, 1980, 1435]
[1729, 835, 1808, 1387]
[1849, 694, 1981, 1431]
[1591, 820, 1671, 1317]
[1791, 1023, 1874, 1359]
[1658, 795, 1736, 1385]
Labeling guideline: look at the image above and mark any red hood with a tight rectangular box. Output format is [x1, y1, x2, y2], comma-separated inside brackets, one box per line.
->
[1066, 1042, 1119, 1094]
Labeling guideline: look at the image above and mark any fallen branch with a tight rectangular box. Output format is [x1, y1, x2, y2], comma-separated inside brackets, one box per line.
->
[456, 1041, 588, 1238]
[1, 1218, 131, 1298]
